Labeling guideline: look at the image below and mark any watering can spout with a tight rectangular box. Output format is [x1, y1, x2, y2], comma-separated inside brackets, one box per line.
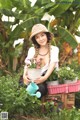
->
[31, 91, 41, 98]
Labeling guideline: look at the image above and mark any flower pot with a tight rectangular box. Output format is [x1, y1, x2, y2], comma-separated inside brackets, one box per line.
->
[64, 79, 77, 84]
[47, 80, 59, 86]
[28, 68, 41, 81]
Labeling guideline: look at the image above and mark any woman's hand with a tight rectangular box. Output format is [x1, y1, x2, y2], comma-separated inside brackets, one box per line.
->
[23, 74, 31, 85]
[34, 76, 46, 84]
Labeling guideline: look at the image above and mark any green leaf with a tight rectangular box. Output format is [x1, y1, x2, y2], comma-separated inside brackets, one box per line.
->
[0, 9, 14, 16]
[49, 0, 74, 16]
[9, 16, 41, 40]
[0, 0, 13, 9]
[75, 31, 80, 37]
[58, 26, 78, 49]
[41, 0, 51, 5]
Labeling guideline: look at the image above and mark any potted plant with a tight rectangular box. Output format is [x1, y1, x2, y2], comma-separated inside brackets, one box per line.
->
[47, 68, 59, 85]
[25, 58, 43, 81]
[58, 66, 78, 84]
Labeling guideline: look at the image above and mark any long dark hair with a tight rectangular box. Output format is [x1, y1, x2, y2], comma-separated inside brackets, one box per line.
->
[31, 32, 52, 48]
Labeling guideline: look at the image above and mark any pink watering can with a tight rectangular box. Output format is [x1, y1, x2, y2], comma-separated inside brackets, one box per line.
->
[26, 82, 41, 98]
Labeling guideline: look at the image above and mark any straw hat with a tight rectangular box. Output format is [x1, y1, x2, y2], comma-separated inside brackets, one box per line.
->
[29, 23, 53, 40]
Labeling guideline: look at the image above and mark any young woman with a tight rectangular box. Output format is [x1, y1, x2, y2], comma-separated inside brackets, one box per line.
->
[23, 23, 59, 98]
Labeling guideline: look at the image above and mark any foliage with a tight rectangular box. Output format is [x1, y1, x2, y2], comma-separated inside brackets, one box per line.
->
[63, 60, 80, 79]
[57, 26, 78, 49]
[0, 0, 80, 73]
[0, 0, 80, 118]
[0, 73, 42, 118]
[68, 61, 80, 79]
[44, 107, 80, 120]
[58, 66, 77, 81]
[25, 58, 43, 68]
[0, 71, 80, 119]
[48, 68, 59, 81]
[57, 107, 80, 120]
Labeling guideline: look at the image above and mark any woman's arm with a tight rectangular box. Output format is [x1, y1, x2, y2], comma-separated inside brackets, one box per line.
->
[34, 46, 59, 84]
[23, 65, 30, 85]
[34, 62, 57, 84]
[44, 62, 57, 80]
[23, 47, 35, 85]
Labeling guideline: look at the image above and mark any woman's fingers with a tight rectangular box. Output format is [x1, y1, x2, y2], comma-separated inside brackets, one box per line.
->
[23, 75, 31, 84]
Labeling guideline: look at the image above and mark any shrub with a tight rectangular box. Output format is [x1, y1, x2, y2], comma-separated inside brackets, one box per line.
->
[0, 73, 41, 118]
[58, 66, 77, 81]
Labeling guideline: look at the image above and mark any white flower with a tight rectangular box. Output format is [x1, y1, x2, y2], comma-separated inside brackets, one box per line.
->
[11, 24, 18, 31]
[12, 7, 16, 12]
[75, 35, 80, 43]
[2, 15, 8, 21]
[66, 67, 70, 70]
[74, 48, 78, 54]
[41, 13, 55, 22]
[29, 0, 37, 7]
[25, 58, 31, 65]
[51, 0, 55, 2]
[41, 13, 51, 21]
[13, 38, 24, 48]
[49, 15, 55, 23]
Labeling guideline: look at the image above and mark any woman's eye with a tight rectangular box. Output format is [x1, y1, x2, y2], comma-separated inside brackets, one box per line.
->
[41, 34, 44, 37]
[35, 33, 46, 39]
[35, 36, 39, 39]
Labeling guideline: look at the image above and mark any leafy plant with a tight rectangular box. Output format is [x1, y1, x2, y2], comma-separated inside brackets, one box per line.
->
[58, 66, 77, 81]
[0, 73, 41, 118]
[67, 61, 80, 80]
[58, 107, 80, 120]
[25, 58, 43, 69]
[48, 68, 59, 81]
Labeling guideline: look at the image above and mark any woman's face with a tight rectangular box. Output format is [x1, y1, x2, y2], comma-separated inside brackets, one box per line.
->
[35, 32, 48, 46]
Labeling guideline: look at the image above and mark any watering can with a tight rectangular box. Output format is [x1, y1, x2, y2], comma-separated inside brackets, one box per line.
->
[26, 82, 41, 98]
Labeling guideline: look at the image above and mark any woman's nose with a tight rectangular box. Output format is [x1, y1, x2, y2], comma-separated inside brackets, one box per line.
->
[39, 36, 43, 40]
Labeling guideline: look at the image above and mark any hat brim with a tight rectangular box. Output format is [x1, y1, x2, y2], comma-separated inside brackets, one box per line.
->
[29, 31, 53, 40]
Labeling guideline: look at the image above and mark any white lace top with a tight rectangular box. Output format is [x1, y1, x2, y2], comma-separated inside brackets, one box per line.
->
[25, 45, 59, 74]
